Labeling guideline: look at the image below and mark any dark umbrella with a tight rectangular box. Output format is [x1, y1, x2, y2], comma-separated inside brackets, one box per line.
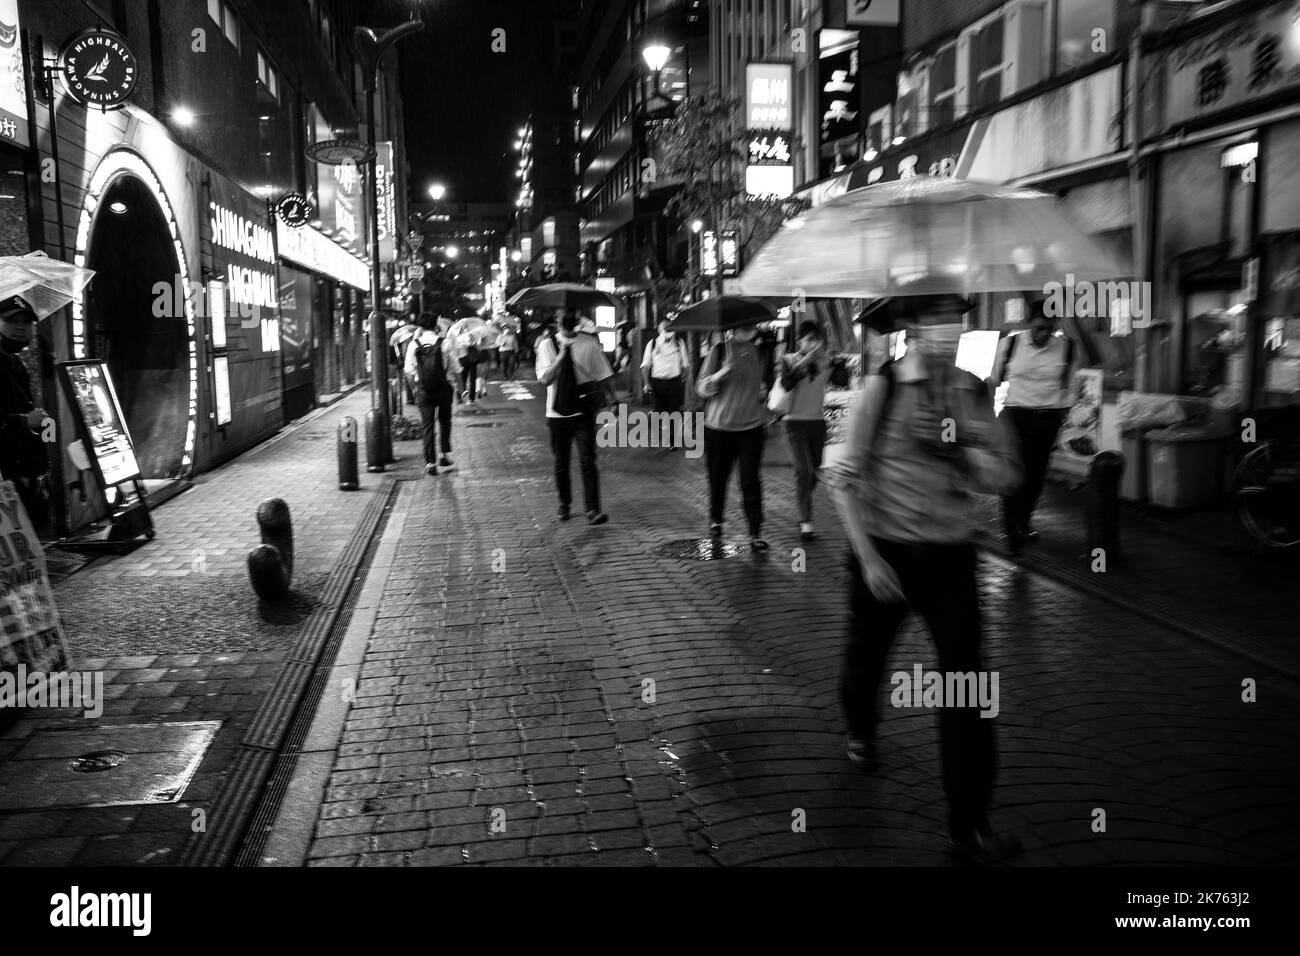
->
[505, 282, 623, 312]
[668, 296, 777, 333]
[855, 292, 976, 334]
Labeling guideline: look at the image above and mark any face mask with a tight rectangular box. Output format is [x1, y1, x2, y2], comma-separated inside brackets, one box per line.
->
[910, 322, 963, 354]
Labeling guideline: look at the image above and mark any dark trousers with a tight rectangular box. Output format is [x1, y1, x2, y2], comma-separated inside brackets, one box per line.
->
[1002, 407, 1065, 535]
[784, 418, 827, 522]
[460, 359, 479, 399]
[704, 425, 764, 534]
[842, 541, 996, 841]
[416, 393, 453, 463]
[500, 351, 517, 379]
[548, 413, 600, 512]
[649, 375, 685, 414]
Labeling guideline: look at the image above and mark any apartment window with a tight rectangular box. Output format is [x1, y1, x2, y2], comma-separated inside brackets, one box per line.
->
[223, 4, 240, 50]
[969, 17, 1004, 111]
[1055, 0, 1116, 73]
[930, 44, 957, 128]
[207, 0, 220, 25]
[257, 50, 280, 101]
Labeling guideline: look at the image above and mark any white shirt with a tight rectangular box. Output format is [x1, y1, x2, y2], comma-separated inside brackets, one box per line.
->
[535, 331, 613, 418]
[995, 332, 1075, 409]
[641, 334, 688, 379]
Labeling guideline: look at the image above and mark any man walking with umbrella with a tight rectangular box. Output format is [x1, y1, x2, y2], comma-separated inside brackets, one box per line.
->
[827, 293, 1023, 865]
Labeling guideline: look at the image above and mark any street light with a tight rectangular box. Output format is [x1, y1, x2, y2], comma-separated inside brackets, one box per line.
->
[428, 183, 446, 201]
[355, 14, 425, 469]
[691, 219, 703, 234]
[446, 245, 459, 259]
[172, 106, 196, 127]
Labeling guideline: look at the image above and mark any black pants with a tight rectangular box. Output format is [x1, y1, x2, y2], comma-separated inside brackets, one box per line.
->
[842, 541, 996, 842]
[500, 351, 517, 379]
[460, 359, 479, 399]
[704, 425, 764, 534]
[548, 413, 600, 512]
[784, 419, 827, 523]
[416, 393, 453, 463]
[1002, 407, 1065, 535]
[649, 375, 685, 414]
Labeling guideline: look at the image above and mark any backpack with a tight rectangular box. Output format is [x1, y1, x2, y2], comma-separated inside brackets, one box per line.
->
[414, 337, 451, 397]
[465, 341, 483, 365]
[997, 332, 1075, 389]
[551, 334, 583, 416]
[828, 355, 850, 388]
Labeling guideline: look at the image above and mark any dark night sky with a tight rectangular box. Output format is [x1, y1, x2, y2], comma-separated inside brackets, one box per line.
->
[368, 0, 563, 204]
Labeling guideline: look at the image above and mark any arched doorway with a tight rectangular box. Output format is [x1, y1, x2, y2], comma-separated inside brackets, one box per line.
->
[75, 152, 196, 480]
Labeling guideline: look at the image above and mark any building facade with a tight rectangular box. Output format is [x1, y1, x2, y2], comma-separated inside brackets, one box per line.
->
[1, 0, 410, 536]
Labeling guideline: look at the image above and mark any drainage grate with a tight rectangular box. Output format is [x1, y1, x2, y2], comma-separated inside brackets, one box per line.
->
[465, 422, 507, 428]
[0, 721, 221, 810]
[654, 537, 750, 561]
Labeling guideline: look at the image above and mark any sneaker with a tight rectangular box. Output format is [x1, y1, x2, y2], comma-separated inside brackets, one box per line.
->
[749, 537, 770, 551]
[799, 521, 815, 540]
[948, 828, 1024, 866]
[439, 456, 455, 470]
[424, 463, 438, 476]
[557, 505, 571, 521]
[586, 510, 608, 526]
[846, 737, 876, 772]
[709, 522, 723, 538]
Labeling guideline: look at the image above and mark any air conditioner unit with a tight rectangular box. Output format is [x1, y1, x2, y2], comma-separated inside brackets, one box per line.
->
[1004, 0, 1047, 95]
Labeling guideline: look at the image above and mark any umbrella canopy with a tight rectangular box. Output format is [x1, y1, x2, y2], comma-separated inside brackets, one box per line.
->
[0, 253, 96, 319]
[388, 322, 420, 354]
[669, 296, 777, 333]
[731, 175, 1130, 299]
[506, 282, 623, 312]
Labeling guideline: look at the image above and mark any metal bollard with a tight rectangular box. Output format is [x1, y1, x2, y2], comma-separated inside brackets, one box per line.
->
[338, 416, 359, 490]
[366, 407, 386, 473]
[248, 497, 293, 601]
[1086, 451, 1125, 564]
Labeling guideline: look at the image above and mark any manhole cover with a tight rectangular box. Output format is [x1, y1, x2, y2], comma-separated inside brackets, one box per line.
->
[69, 750, 127, 773]
[655, 537, 749, 561]
[0, 720, 221, 810]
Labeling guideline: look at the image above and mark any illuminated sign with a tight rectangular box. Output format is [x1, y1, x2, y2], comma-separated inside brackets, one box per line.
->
[376, 142, 397, 264]
[59, 360, 142, 486]
[213, 355, 232, 426]
[275, 192, 314, 228]
[748, 134, 791, 164]
[720, 230, 740, 278]
[275, 220, 369, 290]
[0, 0, 29, 146]
[594, 277, 617, 351]
[746, 63, 793, 130]
[701, 231, 719, 277]
[58, 28, 137, 111]
[745, 165, 795, 199]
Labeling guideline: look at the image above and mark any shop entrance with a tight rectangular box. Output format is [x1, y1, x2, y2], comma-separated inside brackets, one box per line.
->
[82, 175, 189, 480]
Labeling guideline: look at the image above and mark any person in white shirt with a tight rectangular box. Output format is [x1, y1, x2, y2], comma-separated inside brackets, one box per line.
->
[640, 318, 692, 424]
[402, 313, 457, 474]
[535, 310, 616, 525]
[988, 298, 1079, 551]
[497, 326, 519, 380]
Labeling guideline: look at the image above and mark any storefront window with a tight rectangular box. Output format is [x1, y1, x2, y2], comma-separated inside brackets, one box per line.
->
[1055, 0, 1116, 73]
[968, 16, 1004, 112]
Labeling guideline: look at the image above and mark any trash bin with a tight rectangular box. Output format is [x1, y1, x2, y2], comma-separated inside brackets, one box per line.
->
[1146, 425, 1231, 509]
[1120, 428, 1154, 502]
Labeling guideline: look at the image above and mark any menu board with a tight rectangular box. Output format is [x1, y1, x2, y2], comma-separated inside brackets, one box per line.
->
[0, 481, 68, 674]
[59, 361, 141, 487]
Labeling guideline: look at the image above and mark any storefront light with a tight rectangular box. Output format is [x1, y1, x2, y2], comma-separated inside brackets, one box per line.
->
[109, 201, 127, 214]
[172, 107, 197, 127]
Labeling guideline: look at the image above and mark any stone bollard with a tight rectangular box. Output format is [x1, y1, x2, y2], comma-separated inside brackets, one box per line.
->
[248, 497, 294, 601]
[1086, 451, 1125, 564]
[366, 407, 385, 473]
[338, 416, 359, 491]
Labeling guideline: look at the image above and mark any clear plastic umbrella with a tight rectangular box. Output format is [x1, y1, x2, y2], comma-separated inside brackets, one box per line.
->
[0, 253, 96, 318]
[731, 175, 1131, 299]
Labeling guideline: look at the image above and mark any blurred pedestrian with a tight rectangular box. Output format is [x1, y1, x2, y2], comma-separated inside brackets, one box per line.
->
[0, 295, 52, 528]
[777, 321, 831, 540]
[826, 293, 1023, 865]
[403, 312, 456, 475]
[641, 318, 691, 426]
[696, 324, 768, 549]
[989, 298, 1077, 553]
[497, 325, 519, 380]
[536, 310, 615, 525]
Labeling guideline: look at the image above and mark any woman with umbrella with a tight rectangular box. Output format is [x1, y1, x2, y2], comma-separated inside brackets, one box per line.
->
[679, 296, 776, 550]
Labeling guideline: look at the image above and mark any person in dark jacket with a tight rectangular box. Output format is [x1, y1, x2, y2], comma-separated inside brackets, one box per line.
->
[0, 295, 51, 529]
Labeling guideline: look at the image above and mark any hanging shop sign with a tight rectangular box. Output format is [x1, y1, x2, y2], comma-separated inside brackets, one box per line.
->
[1164, 5, 1300, 129]
[720, 230, 740, 278]
[276, 220, 369, 290]
[58, 28, 137, 111]
[275, 192, 315, 229]
[701, 230, 719, 277]
[305, 139, 375, 166]
[0, 0, 29, 146]
[746, 62, 795, 200]
[376, 141, 398, 264]
[0, 481, 69, 676]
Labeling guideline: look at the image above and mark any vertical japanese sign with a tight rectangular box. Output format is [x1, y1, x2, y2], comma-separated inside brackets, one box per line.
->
[701, 231, 719, 277]
[376, 142, 397, 264]
[0, 0, 29, 147]
[0, 482, 69, 674]
[745, 62, 795, 200]
[720, 230, 740, 278]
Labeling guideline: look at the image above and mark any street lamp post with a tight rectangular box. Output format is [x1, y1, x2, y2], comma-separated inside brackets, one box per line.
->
[355, 16, 424, 469]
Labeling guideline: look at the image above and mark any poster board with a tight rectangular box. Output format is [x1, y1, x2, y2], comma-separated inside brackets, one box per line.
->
[0, 482, 69, 674]
[1051, 368, 1105, 479]
[57, 360, 142, 489]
